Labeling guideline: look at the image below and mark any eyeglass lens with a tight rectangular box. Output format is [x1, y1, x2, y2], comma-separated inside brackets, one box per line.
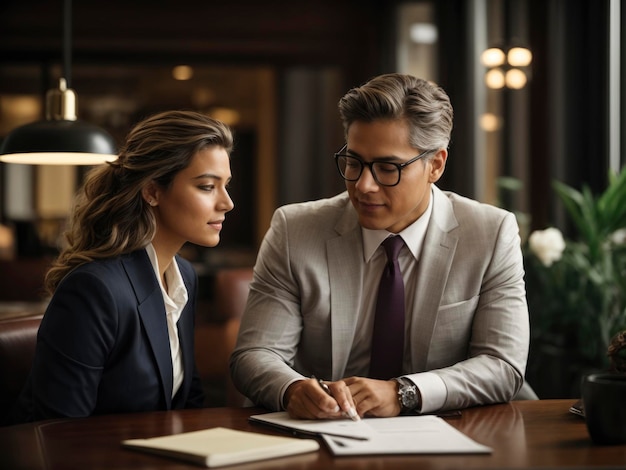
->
[336, 155, 401, 186]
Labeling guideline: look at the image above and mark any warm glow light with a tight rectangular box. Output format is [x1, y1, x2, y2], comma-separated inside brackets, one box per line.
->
[0, 152, 117, 165]
[481, 48, 506, 67]
[208, 107, 241, 126]
[485, 68, 506, 89]
[0, 96, 41, 128]
[37, 165, 77, 218]
[480, 113, 502, 132]
[505, 69, 528, 89]
[409, 23, 438, 44]
[192, 87, 216, 108]
[507, 47, 532, 67]
[172, 65, 194, 81]
[0, 223, 14, 252]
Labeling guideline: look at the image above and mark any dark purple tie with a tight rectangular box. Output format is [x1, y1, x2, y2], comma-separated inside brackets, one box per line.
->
[369, 235, 405, 380]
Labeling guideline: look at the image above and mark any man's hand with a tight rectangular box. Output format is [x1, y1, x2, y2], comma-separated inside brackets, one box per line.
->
[343, 376, 401, 417]
[284, 378, 359, 420]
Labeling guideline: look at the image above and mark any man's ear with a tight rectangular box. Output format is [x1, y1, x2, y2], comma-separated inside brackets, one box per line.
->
[428, 149, 448, 183]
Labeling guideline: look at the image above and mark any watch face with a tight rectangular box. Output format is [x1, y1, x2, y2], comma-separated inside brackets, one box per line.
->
[401, 387, 418, 408]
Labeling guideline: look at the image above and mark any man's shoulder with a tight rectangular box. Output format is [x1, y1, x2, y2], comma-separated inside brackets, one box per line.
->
[276, 192, 352, 227]
[441, 189, 510, 220]
[279, 192, 350, 214]
[436, 189, 519, 246]
[271, 192, 354, 239]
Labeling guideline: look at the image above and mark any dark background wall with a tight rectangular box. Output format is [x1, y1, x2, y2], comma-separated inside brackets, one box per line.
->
[1, 0, 620, 236]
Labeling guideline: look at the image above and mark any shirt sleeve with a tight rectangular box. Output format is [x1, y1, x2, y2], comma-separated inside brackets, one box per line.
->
[404, 372, 447, 413]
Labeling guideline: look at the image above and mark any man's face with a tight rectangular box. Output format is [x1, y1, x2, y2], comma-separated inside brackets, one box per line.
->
[345, 119, 446, 233]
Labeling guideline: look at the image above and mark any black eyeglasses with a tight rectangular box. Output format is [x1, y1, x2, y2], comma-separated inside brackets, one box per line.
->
[334, 144, 437, 187]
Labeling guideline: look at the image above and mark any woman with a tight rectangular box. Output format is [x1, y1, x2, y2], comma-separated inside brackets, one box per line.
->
[8, 110, 234, 423]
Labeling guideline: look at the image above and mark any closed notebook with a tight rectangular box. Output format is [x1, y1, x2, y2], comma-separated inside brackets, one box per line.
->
[122, 427, 319, 468]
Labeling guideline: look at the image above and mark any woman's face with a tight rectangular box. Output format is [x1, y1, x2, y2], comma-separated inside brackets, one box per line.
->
[151, 146, 234, 253]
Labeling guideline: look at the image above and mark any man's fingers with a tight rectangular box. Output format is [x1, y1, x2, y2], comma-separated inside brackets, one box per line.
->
[287, 379, 343, 419]
[326, 380, 360, 420]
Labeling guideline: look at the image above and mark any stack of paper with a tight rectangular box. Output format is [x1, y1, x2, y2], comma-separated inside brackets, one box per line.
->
[249, 411, 492, 456]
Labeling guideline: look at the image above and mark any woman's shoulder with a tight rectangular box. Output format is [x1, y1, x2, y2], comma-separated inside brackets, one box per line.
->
[61, 249, 147, 285]
[69, 255, 125, 275]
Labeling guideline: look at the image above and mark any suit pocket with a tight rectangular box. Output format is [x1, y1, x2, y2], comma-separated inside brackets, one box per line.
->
[427, 296, 480, 367]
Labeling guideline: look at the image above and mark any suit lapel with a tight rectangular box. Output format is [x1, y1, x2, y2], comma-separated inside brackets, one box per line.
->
[122, 250, 173, 408]
[327, 201, 364, 380]
[410, 187, 459, 370]
[175, 276, 195, 404]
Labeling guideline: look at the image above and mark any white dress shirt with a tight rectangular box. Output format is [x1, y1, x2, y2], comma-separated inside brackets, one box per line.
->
[349, 190, 447, 413]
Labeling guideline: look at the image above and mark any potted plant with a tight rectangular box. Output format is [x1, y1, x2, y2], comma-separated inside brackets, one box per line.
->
[524, 167, 626, 397]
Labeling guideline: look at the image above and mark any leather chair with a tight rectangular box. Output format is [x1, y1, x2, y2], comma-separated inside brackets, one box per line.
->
[195, 267, 253, 407]
[0, 257, 51, 302]
[0, 315, 42, 424]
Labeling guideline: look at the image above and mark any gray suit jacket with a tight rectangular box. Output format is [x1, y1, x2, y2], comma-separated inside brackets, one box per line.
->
[230, 186, 529, 412]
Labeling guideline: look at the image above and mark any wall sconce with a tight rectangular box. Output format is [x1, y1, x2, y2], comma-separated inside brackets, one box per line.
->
[481, 46, 532, 90]
[0, 0, 116, 165]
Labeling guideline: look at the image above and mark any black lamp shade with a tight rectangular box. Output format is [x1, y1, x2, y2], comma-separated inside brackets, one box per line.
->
[0, 119, 117, 165]
[1, 119, 116, 153]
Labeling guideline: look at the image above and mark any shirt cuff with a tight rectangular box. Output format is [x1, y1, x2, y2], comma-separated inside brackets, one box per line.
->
[403, 372, 447, 413]
[279, 377, 304, 410]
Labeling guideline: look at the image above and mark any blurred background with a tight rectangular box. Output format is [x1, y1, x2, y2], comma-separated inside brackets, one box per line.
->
[0, 0, 624, 399]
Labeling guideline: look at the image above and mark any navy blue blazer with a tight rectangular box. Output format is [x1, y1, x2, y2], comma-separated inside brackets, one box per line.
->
[9, 249, 204, 423]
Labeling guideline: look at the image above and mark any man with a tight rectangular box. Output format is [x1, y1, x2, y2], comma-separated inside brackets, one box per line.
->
[230, 73, 530, 419]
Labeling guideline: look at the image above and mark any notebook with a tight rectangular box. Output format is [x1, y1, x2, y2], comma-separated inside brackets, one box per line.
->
[122, 426, 319, 468]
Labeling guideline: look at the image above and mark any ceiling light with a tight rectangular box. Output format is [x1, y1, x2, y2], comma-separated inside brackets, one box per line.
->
[172, 65, 194, 81]
[481, 48, 506, 68]
[507, 47, 533, 67]
[485, 68, 506, 89]
[480, 113, 502, 132]
[0, 0, 116, 165]
[409, 23, 438, 45]
[505, 69, 528, 89]
[208, 107, 241, 126]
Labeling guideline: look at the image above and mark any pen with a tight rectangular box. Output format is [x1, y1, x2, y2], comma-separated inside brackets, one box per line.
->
[312, 376, 360, 421]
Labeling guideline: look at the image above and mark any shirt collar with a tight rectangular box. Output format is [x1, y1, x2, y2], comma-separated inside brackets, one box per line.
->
[362, 188, 434, 262]
[145, 243, 188, 313]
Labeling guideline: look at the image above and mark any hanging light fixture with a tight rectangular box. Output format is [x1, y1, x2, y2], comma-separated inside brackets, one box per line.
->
[481, 45, 533, 91]
[0, 0, 117, 165]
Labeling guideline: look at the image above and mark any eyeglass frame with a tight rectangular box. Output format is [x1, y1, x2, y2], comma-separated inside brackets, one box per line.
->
[333, 144, 437, 187]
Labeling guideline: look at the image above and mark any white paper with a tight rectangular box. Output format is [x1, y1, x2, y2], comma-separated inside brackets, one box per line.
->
[322, 415, 492, 455]
[249, 412, 492, 455]
[249, 411, 372, 439]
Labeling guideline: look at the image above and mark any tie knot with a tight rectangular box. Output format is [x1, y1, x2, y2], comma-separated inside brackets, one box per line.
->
[382, 235, 404, 262]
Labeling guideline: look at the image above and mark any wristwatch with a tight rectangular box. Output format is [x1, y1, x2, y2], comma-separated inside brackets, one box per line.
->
[394, 377, 421, 412]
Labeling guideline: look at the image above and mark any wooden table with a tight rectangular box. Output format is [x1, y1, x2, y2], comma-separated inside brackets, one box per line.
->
[1, 400, 624, 469]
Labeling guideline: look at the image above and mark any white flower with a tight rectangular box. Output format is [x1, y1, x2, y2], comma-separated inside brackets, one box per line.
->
[528, 228, 566, 267]
[609, 228, 626, 245]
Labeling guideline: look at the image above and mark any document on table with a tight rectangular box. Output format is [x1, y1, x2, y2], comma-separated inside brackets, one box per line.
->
[249, 411, 492, 456]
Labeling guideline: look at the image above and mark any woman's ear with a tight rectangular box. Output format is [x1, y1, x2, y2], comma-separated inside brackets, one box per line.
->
[428, 149, 448, 183]
[141, 183, 159, 207]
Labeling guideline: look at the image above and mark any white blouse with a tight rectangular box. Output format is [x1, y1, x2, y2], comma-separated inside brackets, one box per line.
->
[145, 243, 188, 399]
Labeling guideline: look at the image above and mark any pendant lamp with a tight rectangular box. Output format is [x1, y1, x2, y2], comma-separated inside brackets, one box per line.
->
[0, 0, 117, 165]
